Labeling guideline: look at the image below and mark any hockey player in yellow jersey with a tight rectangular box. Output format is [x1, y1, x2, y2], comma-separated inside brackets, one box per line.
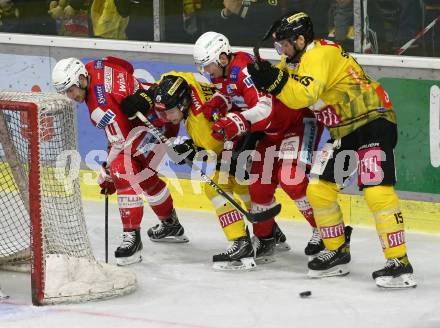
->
[247, 11, 416, 288]
[121, 71, 288, 271]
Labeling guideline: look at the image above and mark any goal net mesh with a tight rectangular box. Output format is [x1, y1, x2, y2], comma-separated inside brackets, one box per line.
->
[0, 92, 136, 305]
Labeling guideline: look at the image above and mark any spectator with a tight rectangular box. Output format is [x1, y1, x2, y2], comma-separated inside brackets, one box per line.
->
[91, 0, 129, 39]
[114, 0, 154, 41]
[48, 0, 90, 37]
[393, 0, 422, 52]
[368, 0, 400, 53]
[183, 0, 201, 35]
[0, 0, 20, 32]
[1, 0, 57, 35]
[328, 0, 354, 52]
[219, 0, 288, 45]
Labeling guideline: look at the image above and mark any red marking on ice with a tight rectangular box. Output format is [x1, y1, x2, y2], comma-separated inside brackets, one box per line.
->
[31, 85, 41, 92]
[1, 299, 214, 328]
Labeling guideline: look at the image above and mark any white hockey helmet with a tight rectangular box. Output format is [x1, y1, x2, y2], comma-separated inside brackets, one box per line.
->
[52, 58, 88, 93]
[193, 31, 231, 73]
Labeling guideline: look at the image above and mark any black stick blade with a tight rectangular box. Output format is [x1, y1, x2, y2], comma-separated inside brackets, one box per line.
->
[246, 203, 282, 223]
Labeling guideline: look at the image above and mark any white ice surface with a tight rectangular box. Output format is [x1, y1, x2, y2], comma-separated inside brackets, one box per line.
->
[1, 200, 440, 328]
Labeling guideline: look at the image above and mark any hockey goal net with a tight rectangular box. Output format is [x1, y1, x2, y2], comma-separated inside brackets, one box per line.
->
[0, 91, 136, 305]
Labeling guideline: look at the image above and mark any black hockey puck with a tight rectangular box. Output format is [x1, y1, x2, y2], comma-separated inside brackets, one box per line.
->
[299, 291, 312, 298]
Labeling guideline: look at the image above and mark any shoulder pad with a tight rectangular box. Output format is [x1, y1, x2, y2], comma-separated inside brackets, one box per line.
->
[103, 56, 134, 74]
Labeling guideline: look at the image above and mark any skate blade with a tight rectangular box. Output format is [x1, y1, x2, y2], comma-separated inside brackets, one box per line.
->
[149, 234, 189, 243]
[307, 264, 350, 278]
[375, 273, 417, 288]
[212, 257, 257, 271]
[275, 242, 291, 252]
[116, 252, 142, 266]
[255, 255, 276, 265]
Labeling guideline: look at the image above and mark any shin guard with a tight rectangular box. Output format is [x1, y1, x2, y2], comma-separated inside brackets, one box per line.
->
[364, 186, 407, 259]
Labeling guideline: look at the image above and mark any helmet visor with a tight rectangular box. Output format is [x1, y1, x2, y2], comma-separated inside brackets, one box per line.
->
[195, 58, 217, 74]
[274, 41, 284, 55]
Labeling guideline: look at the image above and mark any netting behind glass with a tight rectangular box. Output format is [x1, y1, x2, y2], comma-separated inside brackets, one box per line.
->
[0, 92, 93, 269]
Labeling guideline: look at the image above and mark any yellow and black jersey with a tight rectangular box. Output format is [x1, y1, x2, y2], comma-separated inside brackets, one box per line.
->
[160, 71, 224, 154]
[276, 40, 396, 139]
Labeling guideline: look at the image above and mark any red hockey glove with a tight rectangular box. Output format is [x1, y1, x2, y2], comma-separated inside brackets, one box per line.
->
[201, 93, 231, 122]
[97, 162, 116, 195]
[212, 112, 250, 141]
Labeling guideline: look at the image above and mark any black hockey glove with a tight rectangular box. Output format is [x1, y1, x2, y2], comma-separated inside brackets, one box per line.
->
[169, 139, 198, 165]
[246, 61, 288, 96]
[121, 88, 155, 120]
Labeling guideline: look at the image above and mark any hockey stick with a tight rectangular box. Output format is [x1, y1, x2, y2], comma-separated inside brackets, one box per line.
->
[100, 187, 109, 263]
[135, 112, 281, 223]
[253, 45, 262, 69]
[104, 193, 109, 263]
[251, 16, 281, 68]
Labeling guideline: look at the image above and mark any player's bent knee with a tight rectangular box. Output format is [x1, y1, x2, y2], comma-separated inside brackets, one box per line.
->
[306, 180, 339, 208]
[280, 178, 308, 200]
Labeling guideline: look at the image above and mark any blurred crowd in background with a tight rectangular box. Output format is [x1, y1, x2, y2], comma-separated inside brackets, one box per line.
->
[0, 0, 439, 56]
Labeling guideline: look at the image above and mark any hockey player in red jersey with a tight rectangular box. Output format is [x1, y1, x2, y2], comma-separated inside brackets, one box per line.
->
[122, 72, 263, 271]
[52, 57, 188, 266]
[193, 32, 324, 261]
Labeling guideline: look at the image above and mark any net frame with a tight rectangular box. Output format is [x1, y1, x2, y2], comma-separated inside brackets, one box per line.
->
[0, 92, 136, 305]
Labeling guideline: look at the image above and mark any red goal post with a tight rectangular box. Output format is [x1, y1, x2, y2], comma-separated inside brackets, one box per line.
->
[0, 92, 136, 305]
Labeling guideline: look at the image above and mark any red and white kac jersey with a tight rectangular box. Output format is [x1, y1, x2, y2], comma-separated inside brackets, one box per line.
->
[211, 52, 315, 141]
[84, 56, 177, 160]
[211, 52, 273, 131]
[85, 56, 141, 143]
[263, 98, 317, 143]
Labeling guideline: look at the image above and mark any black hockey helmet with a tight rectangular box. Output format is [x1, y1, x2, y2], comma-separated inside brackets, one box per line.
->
[264, 11, 314, 45]
[154, 75, 192, 113]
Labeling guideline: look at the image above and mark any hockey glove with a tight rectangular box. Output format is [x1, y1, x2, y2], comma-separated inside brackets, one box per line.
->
[169, 139, 198, 165]
[121, 88, 155, 120]
[201, 93, 231, 122]
[97, 162, 116, 195]
[212, 112, 250, 141]
[246, 60, 288, 96]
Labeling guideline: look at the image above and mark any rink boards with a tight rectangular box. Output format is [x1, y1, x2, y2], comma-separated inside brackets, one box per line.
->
[0, 33, 438, 234]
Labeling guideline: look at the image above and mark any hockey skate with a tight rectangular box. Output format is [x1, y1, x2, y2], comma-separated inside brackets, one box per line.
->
[307, 226, 352, 278]
[115, 229, 143, 266]
[304, 228, 325, 258]
[147, 210, 189, 243]
[212, 231, 256, 271]
[254, 233, 276, 264]
[372, 255, 417, 288]
[273, 222, 291, 252]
